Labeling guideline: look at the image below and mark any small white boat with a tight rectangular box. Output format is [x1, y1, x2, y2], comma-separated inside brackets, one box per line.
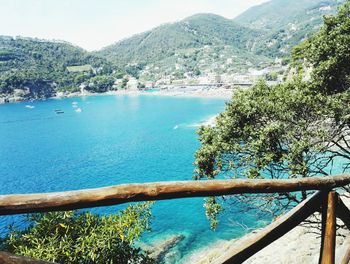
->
[75, 108, 82, 113]
[25, 105, 35, 109]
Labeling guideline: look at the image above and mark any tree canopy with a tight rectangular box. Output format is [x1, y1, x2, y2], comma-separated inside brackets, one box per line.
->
[292, 1, 350, 94]
[194, 1, 350, 229]
[0, 36, 117, 98]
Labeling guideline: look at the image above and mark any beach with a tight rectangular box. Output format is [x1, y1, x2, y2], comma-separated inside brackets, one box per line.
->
[71, 87, 234, 100]
[0, 87, 234, 104]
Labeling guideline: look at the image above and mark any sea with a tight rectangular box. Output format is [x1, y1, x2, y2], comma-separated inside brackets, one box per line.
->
[0, 95, 269, 263]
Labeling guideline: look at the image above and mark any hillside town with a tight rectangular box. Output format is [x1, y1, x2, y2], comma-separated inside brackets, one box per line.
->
[113, 57, 287, 91]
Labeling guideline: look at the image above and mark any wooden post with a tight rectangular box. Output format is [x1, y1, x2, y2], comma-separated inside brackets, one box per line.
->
[318, 192, 328, 264]
[320, 191, 337, 264]
[0, 251, 54, 263]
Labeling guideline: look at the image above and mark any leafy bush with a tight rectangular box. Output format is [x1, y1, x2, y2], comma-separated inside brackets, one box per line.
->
[0, 203, 154, 264]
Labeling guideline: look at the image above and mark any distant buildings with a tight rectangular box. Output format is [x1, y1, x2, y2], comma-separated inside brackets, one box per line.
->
[126, 77, 139, 90]
[119, 57, 287, 90]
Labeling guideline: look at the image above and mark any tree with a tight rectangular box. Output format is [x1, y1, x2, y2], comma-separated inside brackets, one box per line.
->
[86, 75, 114, 93]
[194, 1, 350, 229]
[0, 203, 154, 264]
[195, 79, 349, 227]
[265, 71, 278, 81]
[292, 1, 350, 94]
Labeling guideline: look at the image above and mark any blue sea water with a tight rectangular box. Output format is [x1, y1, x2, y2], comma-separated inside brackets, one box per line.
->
[0, 95, 267, 263]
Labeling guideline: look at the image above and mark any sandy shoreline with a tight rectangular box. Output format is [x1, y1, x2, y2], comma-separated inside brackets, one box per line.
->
[0, 88, 234, 104]
[75, 88, 234, 100]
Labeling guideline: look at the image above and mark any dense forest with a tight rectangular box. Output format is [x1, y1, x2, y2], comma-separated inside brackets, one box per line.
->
[0, 36, 118, 100]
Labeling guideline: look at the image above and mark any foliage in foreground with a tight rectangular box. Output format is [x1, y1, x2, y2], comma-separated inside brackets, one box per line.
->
[0, 203, 154, 264]
[194, 1, 350, 229]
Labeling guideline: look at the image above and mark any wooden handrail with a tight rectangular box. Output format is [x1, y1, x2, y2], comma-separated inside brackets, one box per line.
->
[212, 191, 323, 264]
[0, 174, 349, 215]
[0, 251, 54, 264]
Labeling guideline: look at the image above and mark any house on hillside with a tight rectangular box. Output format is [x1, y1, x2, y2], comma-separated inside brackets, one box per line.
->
[127, 77, 139, 90]
[207, 73, 222, 84]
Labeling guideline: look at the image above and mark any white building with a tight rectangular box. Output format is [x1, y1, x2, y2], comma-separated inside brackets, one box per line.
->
[127, 77, 139, 90]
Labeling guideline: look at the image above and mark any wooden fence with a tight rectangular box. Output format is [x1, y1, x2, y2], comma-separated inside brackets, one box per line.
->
[0, 174, 349, 264]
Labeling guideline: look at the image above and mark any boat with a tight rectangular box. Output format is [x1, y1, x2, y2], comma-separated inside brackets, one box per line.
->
[54, 109, 64, 114]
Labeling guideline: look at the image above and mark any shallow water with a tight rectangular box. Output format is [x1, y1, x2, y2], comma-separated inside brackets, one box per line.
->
[0, 95, 267, 263]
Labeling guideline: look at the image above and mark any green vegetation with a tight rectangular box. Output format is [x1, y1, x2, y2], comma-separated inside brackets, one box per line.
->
[292, 1, 350, 94]
[0, 36, 116, 99]
[234, 0, 343, 57]
[85, 75, 115, 93]
[96, 0, 343, 81]
[0, 0, 343, 100]
[194, 1, 350, 229]
[96, 14, 270, 80]
[0, 203, 154, 263]
[265, 71, 278, 81]
[67, 64, 93, 73]
[97, 14, 259, 67]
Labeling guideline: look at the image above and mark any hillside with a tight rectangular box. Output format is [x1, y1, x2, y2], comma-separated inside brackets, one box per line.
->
[0, 36, 115, 100]
[97, 0, 344, 80]
[234, 0, 344, 56]
[0, 0, 346, 100]
[99, 14, 259, 65]
[96, 14, 269, 81]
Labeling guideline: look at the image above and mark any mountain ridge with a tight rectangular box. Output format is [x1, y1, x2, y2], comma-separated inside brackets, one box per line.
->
[0, 0, 346, 100]
[96, 0, 343, 79]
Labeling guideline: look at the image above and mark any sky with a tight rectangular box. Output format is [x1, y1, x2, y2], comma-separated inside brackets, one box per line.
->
[0, 0, 269, 51]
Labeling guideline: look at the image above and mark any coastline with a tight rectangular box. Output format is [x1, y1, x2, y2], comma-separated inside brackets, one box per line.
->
[62, 88, 234, 100]
[0, 88, 234, 105]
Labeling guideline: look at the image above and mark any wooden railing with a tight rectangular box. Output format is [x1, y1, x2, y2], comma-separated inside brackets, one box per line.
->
[0, 174, 349, 264]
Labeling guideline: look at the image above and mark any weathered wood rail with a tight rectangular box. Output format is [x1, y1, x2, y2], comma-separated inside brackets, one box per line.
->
[0, 174, 349, 264]
[0, 174, 349, 215]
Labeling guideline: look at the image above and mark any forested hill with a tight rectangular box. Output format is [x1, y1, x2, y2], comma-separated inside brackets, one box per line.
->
[96, 14, 269, 80]
[0, 0, 345, 101]
[0, 36, 116, 100]
[234, 0, 344, 57]
[96, 0, 343, 80]
[97, 14, 260, 67]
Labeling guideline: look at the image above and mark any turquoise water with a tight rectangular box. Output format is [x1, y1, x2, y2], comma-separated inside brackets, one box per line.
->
[0, 95, 267, 263]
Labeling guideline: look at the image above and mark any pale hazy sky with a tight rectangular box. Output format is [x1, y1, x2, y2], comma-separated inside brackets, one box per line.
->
[0, 0, 269, 51]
